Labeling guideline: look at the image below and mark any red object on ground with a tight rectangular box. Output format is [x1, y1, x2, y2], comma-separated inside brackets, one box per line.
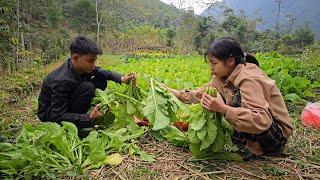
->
[301, 102, 320, 129]
[174, 121, 189, 132]
[133, 115, 149, 127]
[137, 119, 149, 127]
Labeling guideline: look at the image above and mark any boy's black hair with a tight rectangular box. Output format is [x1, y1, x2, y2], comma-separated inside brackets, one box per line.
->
[70, 36, 102, 55]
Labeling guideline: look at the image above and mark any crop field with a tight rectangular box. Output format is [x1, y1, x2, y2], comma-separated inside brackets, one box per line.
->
[0, 53, 319, 179]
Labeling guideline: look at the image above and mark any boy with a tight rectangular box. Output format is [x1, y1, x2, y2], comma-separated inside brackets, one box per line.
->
[37, 36, 136, 129]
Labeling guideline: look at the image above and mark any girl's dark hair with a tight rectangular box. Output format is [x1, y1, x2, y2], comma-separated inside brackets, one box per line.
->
[205, 37, 259, 67]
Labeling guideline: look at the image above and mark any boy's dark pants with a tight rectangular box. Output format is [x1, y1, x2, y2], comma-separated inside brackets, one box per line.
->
[69, 82, 95, 129]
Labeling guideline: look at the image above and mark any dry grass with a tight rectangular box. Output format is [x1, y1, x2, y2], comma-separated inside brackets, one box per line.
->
[88, 108, 320, 180]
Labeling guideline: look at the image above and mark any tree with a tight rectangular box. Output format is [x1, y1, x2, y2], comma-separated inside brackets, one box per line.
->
[273, 0, 283, 50]
[292, 24, 315, 49]
[95, 0, 103, 44]
[0, 0, 16, 72]
[166, 28, 176, 47]
[194, 17, 212, 52]
[174, 10, 198, 54]
[70, 0, 96, 33]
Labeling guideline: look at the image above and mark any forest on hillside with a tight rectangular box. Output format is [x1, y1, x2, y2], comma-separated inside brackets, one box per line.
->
[0, 0, 318, 73]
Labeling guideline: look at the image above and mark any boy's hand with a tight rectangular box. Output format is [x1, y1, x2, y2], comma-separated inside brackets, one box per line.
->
[121, 73, 137, 84]
[89, 106, 104, 120]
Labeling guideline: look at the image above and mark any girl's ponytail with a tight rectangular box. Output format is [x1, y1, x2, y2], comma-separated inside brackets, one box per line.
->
[244, 53, 260, 67]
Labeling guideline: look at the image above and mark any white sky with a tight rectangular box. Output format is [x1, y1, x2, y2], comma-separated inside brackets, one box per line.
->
[160, 0, 221, 15]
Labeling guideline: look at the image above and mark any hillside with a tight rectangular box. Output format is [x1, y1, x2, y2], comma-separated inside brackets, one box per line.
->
[202, 0, 320, 38]
[120, 0, 180, 28]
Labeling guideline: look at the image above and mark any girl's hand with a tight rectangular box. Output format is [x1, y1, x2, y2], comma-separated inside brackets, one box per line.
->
[201, 92, 228, 115]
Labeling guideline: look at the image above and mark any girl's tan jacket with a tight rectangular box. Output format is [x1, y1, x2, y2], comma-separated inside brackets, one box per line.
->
[177, 63, 293, 155]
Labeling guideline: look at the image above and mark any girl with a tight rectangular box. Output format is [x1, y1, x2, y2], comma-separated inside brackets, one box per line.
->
[167, 37, 293, 159]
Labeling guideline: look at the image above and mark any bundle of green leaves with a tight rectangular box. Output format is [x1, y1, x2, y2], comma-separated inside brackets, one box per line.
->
[91, 81, 146, 128]
[119, 81, 146, 118]
[0, 122, 147, 178]
[186, 87, 237, 157]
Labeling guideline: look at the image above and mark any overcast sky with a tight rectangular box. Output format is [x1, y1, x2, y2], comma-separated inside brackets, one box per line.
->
[159, 0, 220, 15]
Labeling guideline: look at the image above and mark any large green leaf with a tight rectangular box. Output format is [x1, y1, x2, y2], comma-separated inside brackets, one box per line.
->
[142, 79, 170, 131]
[196, 127, 207, 141]
[103, 153, 123, 165]
[211, 120, 225, 152]
[206, 118, 217, 145]
[186, 129, 200, 144]
[161, 125, 188, 146]
[126, 101, 137, 114]
[190, 113, 206, 131]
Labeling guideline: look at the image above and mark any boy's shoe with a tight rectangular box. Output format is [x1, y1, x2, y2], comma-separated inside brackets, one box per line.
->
[78, 127, 94, 138]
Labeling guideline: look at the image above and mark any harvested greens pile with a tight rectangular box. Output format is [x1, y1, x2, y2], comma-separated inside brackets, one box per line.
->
[0, 122, 148, 178]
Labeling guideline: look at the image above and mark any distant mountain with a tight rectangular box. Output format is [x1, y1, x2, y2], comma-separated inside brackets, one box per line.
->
[202, 0, 320, 38]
